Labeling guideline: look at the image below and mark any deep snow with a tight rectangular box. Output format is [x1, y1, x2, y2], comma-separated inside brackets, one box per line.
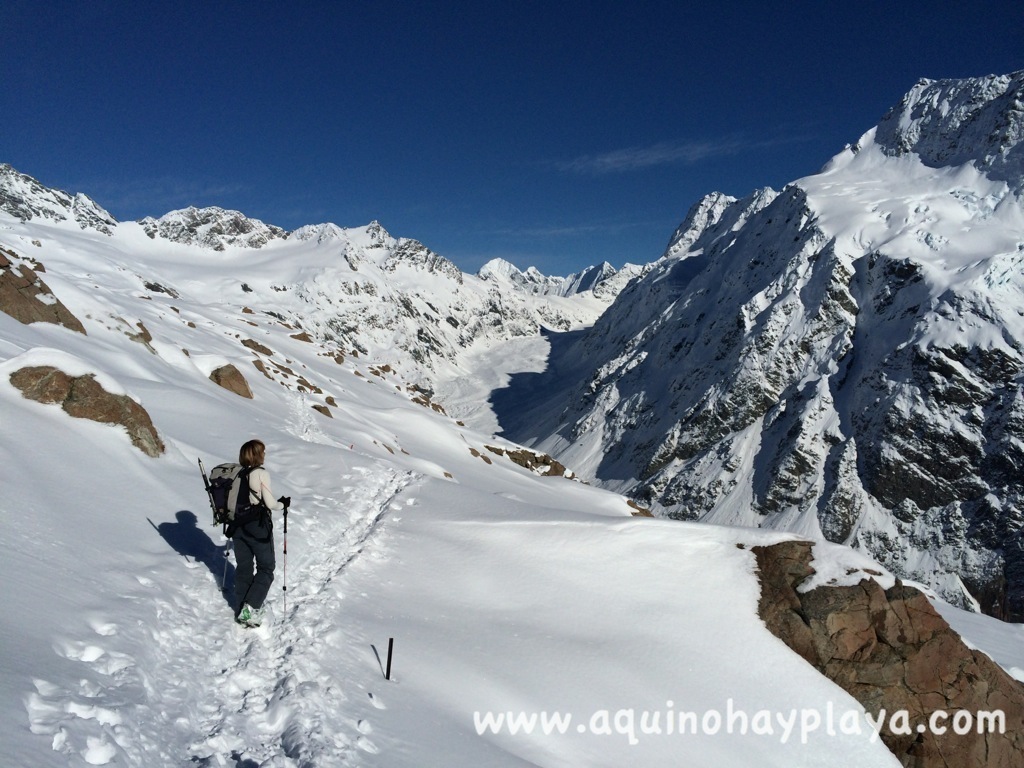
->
[1, 184, 1022, 767]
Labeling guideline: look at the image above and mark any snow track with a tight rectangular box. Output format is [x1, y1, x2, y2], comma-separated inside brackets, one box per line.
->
[26, 465, 416, 767]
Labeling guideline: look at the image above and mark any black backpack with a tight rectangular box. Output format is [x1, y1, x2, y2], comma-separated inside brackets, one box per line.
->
[199, 460, 270, 539]
[206, 462, 242, 526]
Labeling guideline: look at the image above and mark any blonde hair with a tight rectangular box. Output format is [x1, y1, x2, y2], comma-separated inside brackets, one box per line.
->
[239, 439, 266, 468]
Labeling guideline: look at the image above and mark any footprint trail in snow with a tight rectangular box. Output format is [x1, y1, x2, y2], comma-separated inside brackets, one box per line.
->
[26, 465, 415, 766]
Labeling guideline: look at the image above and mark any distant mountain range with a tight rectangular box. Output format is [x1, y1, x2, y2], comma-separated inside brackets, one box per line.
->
[0, 161, 633, 381]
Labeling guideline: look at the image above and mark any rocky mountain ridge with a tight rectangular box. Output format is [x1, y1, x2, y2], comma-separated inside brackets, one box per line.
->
[0, 163, 628, 302]
[873, 73, 1024, 183]
[0, 165, 626, 390]
[500, 71, 1024, 622]
[0, 164, 117, 235]
[478, 257, 644, 299]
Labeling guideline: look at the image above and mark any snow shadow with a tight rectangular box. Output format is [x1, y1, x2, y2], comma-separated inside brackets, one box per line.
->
[149, 511, 235, 606]
[489, 326, 589, 444]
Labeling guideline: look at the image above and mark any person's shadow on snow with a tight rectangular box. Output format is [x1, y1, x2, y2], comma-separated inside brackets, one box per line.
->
[149, 511, 235, 608]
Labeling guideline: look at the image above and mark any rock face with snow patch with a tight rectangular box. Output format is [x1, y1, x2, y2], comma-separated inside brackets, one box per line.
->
[9, 366, 165, 457]
[510, 71, 1024, 620]
[874, 73, 1024, 182]
[754, 540, 1024, 768]
[139, 206, 287, 250]
[0, 164, 117, 235]
[0, 247, 86, 334]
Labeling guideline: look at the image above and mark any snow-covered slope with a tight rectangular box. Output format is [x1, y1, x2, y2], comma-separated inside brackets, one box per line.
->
[0, 167, 969, 768]
[2, 66, 1024, 765]
[502, 71, 1024, 622]
[0, 164, 626, 395]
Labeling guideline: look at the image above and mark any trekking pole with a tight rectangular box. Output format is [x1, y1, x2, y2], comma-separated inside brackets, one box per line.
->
[222, 536, 232, 593]
[198, 458, 217, 526]
[282, 499, 290, 617]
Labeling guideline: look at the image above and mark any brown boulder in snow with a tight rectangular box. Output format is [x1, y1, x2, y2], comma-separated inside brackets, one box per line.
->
[209, 364, 253, 399]
[9, 365, 164, 457]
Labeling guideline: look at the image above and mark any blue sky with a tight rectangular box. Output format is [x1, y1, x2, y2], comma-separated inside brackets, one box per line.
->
[3, 1, 1022, 275]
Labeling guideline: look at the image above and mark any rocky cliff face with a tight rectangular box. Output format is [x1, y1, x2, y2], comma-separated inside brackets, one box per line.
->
[509, 72, 1024, 621]
[874, 73, 1024, 182]
[755, 540, 1024, 767]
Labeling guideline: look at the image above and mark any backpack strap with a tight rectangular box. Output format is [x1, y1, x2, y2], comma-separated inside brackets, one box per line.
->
[243, 465, 262, 506]
[232, 465, 273, 542]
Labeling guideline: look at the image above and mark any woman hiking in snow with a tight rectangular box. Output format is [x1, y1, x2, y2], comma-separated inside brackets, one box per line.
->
[228, 439, 289, 627]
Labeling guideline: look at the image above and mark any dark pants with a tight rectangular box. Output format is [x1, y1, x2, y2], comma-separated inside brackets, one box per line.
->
[233, 521, 275, 611]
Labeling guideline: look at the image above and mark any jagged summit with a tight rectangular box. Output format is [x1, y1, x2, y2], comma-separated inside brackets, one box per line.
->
[664, 187, 778, 261]
[479, 257, 641, 298]
[0, 163, 117, 235]
[288, 222, 349, 244]
[138, 206, 288, 250]
[869, 70, 1024, 185]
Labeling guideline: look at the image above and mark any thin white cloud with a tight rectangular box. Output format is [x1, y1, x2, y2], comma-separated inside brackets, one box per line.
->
[558, 134, 807, 175]
[495, 219, 661, 238]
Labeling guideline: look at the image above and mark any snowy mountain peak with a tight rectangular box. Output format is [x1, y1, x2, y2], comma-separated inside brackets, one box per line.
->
[288, 222, 349, 244]
[561, 261, 623, 297]
[138, 206, 288, 250]
[873, 70, 1024, 185]
[477, 257, 522, 280]
[0, 164, 117, 235]
[384, 238, 464, 283]
[479, 257, 635, 299]
[664, 187, 778, 260]
[664, 191, 737, 258]
[365, 219, 392, 247]
[478, 258, 564, 294]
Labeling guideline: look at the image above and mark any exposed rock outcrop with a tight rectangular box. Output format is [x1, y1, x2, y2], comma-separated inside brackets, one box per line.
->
[754, 540, 1024, 767]
[209, 364, 253, 399]
[10, 366, 164, 457]
[0, 247, 86, 333]
[138, 206, 286, 250]
[874, 72, 1024, 186]
[485, 445, 571, 478]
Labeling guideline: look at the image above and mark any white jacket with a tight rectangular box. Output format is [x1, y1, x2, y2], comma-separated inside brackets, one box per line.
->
[227, 466, 284, 513]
